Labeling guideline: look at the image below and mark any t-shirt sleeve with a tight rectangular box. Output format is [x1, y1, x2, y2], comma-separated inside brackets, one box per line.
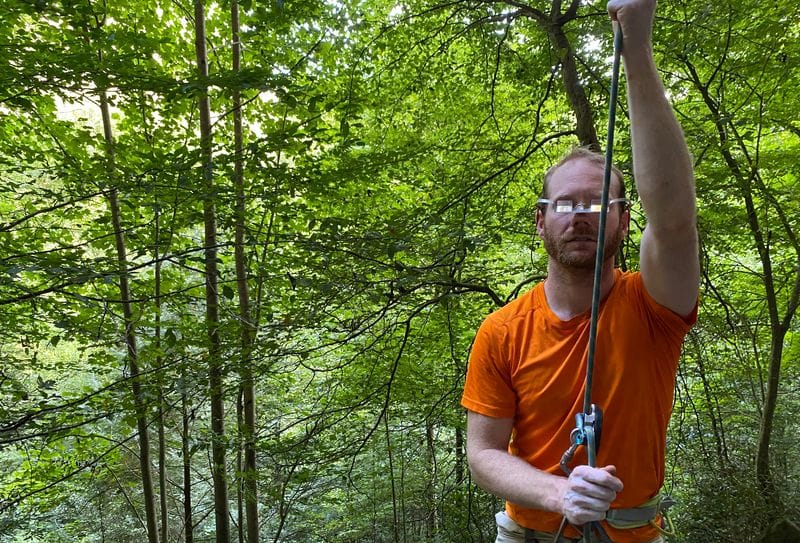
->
[633, 273, 697, 339]
[460, 315, 517, 419]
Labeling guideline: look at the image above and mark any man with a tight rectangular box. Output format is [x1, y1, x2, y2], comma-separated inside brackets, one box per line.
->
[460, 1, 700, 542]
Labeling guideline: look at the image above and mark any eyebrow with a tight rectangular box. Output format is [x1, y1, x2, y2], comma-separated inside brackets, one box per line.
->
[551, 195, 603, 201]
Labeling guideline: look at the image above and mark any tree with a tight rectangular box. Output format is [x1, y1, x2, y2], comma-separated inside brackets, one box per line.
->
[2, 1, 800, 542]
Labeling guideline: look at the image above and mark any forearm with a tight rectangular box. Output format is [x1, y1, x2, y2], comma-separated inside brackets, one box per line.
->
[624, 44, 696, 231]
[468, 447, 566, 513]
[609, 0, 699, 313]
[466, 411, 623, 524]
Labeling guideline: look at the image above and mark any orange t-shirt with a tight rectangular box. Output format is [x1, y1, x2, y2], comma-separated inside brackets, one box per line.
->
[461, 270, 696, 542]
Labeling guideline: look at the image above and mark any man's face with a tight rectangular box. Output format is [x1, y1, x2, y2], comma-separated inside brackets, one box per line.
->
[536, 158, 629, 270]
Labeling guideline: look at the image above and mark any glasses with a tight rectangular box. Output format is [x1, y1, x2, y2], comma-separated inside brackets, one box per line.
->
[537, 198, 629, 214]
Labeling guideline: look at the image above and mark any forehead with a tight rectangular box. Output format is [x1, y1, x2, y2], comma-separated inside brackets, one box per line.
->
[547, 158, 620, 198]
[548, 159, 604, 196]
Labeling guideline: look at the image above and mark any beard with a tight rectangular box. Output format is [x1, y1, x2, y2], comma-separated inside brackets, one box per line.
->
[540, 222, 626, 269]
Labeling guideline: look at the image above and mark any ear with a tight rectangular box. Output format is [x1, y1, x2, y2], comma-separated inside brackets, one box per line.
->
[535, 207, 545, 236]
[620, 208, 631, 236]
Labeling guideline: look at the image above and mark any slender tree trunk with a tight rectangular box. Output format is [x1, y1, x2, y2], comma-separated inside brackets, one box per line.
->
[99, 484, 107, 543]
[157, 395, 168, 541]
[689, 333, 730, 467]
[425, 421, 438, 538]
[193, 1, 231, 540]
[155, 202, 169, 542]
[445, 299, 466, 488]
[182, 393, 194, 543]
[385, 415, 400, 543]
[515, 0, 599, 149]
[455, 426, 464, 484]
[98, 89, 159, 543]
[236, 392, 245, 543]
[498, 0, 598, 147]
[230, 3, 260, 541]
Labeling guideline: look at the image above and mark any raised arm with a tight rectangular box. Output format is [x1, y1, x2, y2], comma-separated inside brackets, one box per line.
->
[609, 0, 699, 317]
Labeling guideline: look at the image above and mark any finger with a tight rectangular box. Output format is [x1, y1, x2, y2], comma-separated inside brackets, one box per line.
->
[567, 485, 617, 507]
[563, 491, 611, 524]
[591, 466, 624, 490]
[606, 0, 622, 21]
[600, 465, 623, 489]
[573, 466, 624, 492]
[573, 481, 618, 502]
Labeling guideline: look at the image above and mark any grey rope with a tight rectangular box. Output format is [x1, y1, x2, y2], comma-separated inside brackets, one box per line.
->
[583, 27, 624, 421]
[580, 27, 624, 543]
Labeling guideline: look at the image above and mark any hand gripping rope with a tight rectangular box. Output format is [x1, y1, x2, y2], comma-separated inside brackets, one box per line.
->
[554, 27, 623, 543]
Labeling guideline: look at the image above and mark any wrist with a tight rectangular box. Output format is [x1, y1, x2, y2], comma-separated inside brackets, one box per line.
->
[547, 476, 569, 516]
[621, 43, 655, 68]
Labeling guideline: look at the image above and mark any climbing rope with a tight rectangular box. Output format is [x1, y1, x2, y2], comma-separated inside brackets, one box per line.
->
[555, 26, 624, 543]
[585, 25, 623, 424]
[581, 24, 623, 543]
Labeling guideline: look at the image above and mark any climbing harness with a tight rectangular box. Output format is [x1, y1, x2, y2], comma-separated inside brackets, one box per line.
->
[605, 494, 676, 536]
[554, 27, 624, 543]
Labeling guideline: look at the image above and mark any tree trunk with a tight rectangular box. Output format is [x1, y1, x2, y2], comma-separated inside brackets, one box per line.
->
[538, 0, 599, 150]
[193, 1, 231, 540]
[100, 89, 160, 543]
[155, 202, 169, 543]
[157, 392, 168, 542]
[236, 392, 245, 543]
[689, 333, 730, 467]
[679, 57, 796, 518]
[756, 335, 787, 516]
[385, 415, 400, 543]
[182, 392, 195, 543]
[455, 426, 464, 484]
[425, 421, 438, 539]
[231, 3, 260, 541]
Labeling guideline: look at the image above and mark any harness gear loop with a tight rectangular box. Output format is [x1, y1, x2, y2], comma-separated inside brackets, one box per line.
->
[649, 496, 677, 538]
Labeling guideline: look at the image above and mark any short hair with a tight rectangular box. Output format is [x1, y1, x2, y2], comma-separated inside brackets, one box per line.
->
[540, 147, 626, 201]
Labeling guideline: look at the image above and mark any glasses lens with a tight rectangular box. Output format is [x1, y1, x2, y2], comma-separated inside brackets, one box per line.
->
[555, 200, 573, 213]
[547, 199, 626, 213]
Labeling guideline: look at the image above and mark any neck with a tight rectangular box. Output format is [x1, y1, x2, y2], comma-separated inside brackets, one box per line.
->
[544, 260, 617, 321]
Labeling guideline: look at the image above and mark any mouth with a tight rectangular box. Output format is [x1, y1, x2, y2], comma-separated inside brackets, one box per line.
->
[568, 236, 596, 242]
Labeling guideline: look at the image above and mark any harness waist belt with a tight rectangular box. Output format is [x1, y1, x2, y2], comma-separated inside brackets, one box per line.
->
[604, 494, 669, 529]
[522, 494, 673, 540]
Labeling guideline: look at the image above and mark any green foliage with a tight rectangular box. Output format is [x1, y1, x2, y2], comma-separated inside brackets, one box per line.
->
[1, 0, 799, 541]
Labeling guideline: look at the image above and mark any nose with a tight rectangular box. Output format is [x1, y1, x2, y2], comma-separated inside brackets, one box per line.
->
[569, 210, 596, 225]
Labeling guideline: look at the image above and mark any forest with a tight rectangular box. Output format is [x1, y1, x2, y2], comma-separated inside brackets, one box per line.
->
[0, 0, 798, 541]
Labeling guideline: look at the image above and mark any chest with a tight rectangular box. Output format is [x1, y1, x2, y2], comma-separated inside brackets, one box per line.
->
[507, 307, 672, 413]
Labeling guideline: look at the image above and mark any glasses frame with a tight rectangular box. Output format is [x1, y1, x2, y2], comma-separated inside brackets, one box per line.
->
[536, 198, 630, 214]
